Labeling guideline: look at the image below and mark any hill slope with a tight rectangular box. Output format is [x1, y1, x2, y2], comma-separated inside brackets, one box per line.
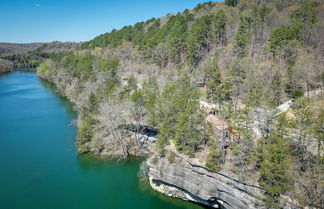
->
[37, 0, 323, 208]
[0, 41, 80, 69]
[0, 42, 43, 56]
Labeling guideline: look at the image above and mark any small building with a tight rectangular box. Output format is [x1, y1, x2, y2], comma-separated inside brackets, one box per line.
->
[205, 114, 240, 147]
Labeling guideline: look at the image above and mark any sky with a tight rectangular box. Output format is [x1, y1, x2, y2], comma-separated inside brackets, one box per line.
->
[0, 0, 221, 43]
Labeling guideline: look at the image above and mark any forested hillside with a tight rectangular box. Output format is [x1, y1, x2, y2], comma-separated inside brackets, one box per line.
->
[0, 41, 80, 68]
[0, 42, 43, 56]
[37, 0, 323, 208]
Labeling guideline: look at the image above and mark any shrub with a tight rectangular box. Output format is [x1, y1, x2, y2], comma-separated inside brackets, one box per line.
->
[76, 115, 96, 153]
[167, 151, 176, 163]
[206, 150, 222, 171]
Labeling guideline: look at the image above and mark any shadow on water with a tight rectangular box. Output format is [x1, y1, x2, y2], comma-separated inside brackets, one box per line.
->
[15, 68, 37, 72]
[77, 153, 212, 209]
[0, 68, 36, 77]
[0, 71, 14, 77]
[138, 179, 215, 209]
[76, 153, 144, 170]
[38, 78, 77, 118]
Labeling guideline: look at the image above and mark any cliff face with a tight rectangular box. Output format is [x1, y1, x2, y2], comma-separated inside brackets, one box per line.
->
[146, 154, 264, 209]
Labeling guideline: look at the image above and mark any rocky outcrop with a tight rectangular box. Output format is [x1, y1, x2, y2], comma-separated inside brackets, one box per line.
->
[89, 122, 158, 157]
[146, 154, 264, 209]
[95, 130, 157, 157]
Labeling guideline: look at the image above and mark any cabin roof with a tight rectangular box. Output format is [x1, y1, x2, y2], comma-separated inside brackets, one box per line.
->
[205, 114, 229, 130]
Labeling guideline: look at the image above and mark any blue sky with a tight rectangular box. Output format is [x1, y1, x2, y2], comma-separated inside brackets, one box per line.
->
[0, 0, 220, 43]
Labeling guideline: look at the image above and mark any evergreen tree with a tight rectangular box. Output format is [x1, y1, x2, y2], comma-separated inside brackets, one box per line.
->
[166, 15, 189, 63]
[206, 146, 222, 171]
[228, 61, 246, 111]
[268, 26, 300, 57]
[270, 70, 283, 106]
[155, 77, 204, 154]
[186, 15, 213, 66]
[76, 115, 96, 153]
[244, 72, 264, 107]
[88, 92, 99, 114]
[235, 17, 253, 57]
[258, 114, 292, 208]
[225, 0, 239, 7]
[206, 62, 221, 104]
[142, 76, 159, 126]
[78, 54, 95, 81]
[212, 10, 227, 45]
[174, 105, 203, 155]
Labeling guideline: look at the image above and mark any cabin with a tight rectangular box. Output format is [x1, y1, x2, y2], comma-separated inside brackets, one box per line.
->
[205, 114, 240, 148]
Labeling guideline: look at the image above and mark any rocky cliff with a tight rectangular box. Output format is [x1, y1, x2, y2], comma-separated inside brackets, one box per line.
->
[145, 154, 264, 209]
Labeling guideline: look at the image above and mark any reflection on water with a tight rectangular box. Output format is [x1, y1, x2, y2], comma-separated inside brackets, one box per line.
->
[14, 68, 37, 73]
[39, 78, 77, 118]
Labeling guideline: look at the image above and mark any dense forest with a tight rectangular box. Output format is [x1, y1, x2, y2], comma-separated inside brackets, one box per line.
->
[37, 0, 323, 208]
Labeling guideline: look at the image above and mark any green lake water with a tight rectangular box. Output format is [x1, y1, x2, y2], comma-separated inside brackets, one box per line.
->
[0, 70, 205, 209]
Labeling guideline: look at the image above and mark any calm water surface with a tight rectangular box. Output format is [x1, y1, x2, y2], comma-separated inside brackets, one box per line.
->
[0, 70, 204, 209]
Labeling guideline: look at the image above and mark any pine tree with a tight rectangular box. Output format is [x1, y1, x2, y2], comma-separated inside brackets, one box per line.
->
[175, 109, 203, 156]
[206, 63, 221, 104]
[155, 77, 203, 154]
[206, 146, 222, 171]
[186, 15, 213, 66]
[235, 17, 253, 57]
[213, 10, 227, 45]
[76, 115, 96, 153]
[166, 15, 188, 63]
[258, 114, 292, 208]
[142, 76, 159, 126]
[225, 0, 239, 7]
